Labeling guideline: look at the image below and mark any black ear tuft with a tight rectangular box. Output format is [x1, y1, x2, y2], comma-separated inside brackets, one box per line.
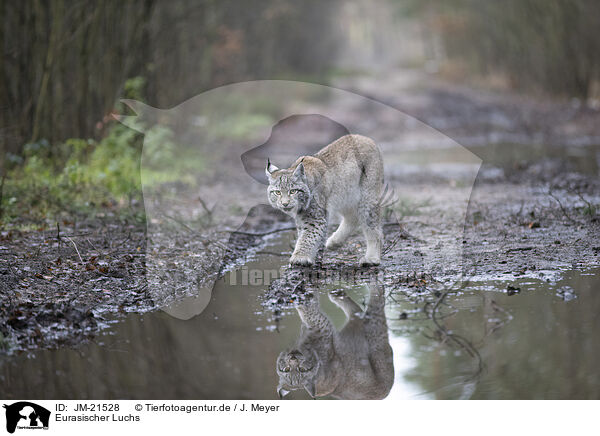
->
[266, 159, 279, 177]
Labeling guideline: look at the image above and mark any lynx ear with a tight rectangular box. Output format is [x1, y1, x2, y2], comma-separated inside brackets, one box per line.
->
[293, 162, 305, 181]
[266, 158, 279, 178]
[303, 380, 316, 398]
[277, 386, 291, 399]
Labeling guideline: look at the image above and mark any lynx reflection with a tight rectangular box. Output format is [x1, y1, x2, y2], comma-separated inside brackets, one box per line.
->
[276, 283, 394, 399]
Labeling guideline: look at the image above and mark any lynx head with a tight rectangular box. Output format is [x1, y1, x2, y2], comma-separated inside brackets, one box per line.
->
[276, 347, 319, 398]
[265, 160, 311, 216]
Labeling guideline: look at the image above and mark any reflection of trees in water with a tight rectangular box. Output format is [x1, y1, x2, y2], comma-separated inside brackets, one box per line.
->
[0, 280, 296, 399]
[390, 270, 600, 399]
[424, 288, 485, 379]
[387, 282, 490, 399]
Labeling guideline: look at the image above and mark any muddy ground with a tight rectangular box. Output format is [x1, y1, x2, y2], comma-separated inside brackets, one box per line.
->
[1, 70, 599, 353]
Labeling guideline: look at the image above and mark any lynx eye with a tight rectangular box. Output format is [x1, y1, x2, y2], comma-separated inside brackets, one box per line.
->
[282, 367, 291, 372]
[298, 367, 308, 373]
[274, 190, 281, 195]
[289, 189, 297, 194]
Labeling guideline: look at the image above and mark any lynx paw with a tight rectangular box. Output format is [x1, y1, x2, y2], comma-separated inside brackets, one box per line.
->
[290, 254, 314, 266]
[359, 255, 380, 267]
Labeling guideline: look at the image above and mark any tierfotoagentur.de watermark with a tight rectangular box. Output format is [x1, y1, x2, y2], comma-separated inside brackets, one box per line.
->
[227, 265, 421, 287]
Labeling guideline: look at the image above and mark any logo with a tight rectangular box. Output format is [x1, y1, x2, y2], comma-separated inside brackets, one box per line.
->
[3, 402, 50, 434]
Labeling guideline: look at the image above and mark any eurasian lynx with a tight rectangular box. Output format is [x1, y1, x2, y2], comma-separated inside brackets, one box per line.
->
[276, 284, 394, 399]
[266, 134, 384, 266]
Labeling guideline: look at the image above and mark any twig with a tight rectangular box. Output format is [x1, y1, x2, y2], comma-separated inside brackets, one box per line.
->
[573, 190, 595, 216]
[516, 200, 525, 217]
[382, 235, 402, 255]
[86, 238, 99, 252]
[383, 222, 424, 242]
[197, 196, 214, 221]
[428, 286, 484, 378]
[483, 300, 514, 338]
[52, 231, 92, 238]
[548, 188, 584, 225]
[0, 173, 6, 221]
[56, 222, 61, 258]
[162, 213, 200, 234]
[256, 250, 291, 257]
[506, 246, 534, 253]
[65, 236, 84, 263]
[224, 226, 297, 237]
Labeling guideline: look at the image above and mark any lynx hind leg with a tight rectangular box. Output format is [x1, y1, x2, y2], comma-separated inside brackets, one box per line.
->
[329, 289, 362, 319]
[359, 202, 382, 266]
[325, 215, 357, 250]
[356, 147, 384, 266]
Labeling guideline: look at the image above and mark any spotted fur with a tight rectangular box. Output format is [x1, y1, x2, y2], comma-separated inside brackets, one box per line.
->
[266, 134, 384, 266]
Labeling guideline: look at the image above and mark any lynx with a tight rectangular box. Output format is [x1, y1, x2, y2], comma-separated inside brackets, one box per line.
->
[266, 134, 384, 266]
[276, 284, 394, 399]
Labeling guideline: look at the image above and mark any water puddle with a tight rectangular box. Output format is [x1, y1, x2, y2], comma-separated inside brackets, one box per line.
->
[1, 237, 598, 400]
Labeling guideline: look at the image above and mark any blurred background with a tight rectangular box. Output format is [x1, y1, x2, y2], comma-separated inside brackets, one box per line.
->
[2, 0, 600, 223]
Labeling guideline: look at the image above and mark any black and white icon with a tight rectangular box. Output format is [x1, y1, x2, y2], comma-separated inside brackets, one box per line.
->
[3, 402, 50, 434]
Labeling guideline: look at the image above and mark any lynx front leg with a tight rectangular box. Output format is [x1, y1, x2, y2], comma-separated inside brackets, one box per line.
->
[290, 213, 327, 266]
[296, 298, 332, 331]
